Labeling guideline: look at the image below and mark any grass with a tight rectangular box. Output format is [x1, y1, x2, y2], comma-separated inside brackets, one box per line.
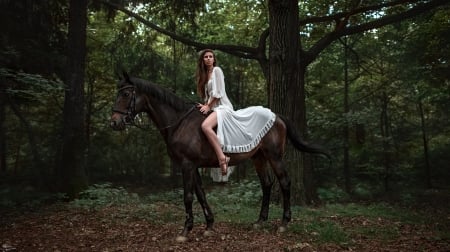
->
[59, 181, 444, 246]
[286, 203, 423, 244]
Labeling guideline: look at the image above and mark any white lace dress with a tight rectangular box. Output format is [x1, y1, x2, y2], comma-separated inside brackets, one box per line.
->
[206, 67, 276, 181]
[205, 66, 275, 153]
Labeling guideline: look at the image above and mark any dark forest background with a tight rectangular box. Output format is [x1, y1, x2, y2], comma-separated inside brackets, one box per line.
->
[1, 0, 449, 207]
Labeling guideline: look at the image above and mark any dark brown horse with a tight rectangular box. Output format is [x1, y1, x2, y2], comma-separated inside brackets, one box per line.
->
[110, 72, 329, 241]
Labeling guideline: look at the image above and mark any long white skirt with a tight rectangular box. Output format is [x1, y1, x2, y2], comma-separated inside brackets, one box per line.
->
[215, 105, 276, 153]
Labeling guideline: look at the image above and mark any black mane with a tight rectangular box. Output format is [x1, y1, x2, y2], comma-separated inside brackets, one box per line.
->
[125, 77, 194, 112]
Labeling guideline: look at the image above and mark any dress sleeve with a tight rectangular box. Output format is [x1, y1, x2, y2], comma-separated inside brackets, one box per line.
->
[210, 67, 226, 99]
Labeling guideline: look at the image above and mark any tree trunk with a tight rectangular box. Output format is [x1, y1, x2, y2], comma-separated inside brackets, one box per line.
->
[57, 0, 88, 198]
[269, 0, 308, 205]
[0, 93, 6, 173]
[299, 67, 319, 205]
[380, 91, 391, 192]
[171, 39, 178, 178]
[418, 99, 432, 188]
[343, 36, 351, 193]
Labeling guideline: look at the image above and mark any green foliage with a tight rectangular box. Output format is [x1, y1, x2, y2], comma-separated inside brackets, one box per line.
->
[307, 7, 450, 196]
[198, 180, 264, 222]
[307, 221, 350, 245]
[60, 183, 438, 246]
[0, 69, 64, 101]
[1, 0, 449, 204]
[0, 185, 66, 211]
[70, 183, 139, 210]
[196, 0, 267, 46]
[323, 203, 422, 224]
[288, 202, 425, 245]
[352, 183, 378, 200]
[317, 186, 350, 203]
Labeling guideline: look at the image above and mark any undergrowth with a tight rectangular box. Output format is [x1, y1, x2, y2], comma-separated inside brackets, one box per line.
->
[70, 183, 139, 209]
[0, 185, 66, 212]
[58, 181, 443, 245]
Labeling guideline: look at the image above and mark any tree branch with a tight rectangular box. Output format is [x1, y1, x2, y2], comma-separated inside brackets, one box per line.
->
[97, 0, 262, 60]
[342, 0, 449, 36]
[299, 0, 419, 25]
[306, 0, 449, 63]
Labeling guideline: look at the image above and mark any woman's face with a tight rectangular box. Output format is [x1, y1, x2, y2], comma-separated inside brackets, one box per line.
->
[203, 52, 215, 68]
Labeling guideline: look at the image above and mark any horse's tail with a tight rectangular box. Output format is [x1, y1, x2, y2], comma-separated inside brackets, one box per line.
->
[278, 114, 332, 161]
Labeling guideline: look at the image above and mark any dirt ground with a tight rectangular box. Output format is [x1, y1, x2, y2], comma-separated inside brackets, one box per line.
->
[1, 203, 449, 252]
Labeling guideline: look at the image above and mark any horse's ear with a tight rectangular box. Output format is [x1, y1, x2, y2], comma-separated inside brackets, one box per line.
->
[122, 71, 129, 80]
[122, 71, 131, 84]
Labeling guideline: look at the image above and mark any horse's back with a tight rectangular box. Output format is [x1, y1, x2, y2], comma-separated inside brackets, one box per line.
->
[259, 116, 287, 156]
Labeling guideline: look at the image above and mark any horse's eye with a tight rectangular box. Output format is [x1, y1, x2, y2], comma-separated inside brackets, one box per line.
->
[123, 92, 130, 97]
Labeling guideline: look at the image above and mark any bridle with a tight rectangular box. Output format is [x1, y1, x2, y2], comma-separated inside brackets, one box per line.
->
[112, 85, 136, 126]
[112, 84, 196, 130]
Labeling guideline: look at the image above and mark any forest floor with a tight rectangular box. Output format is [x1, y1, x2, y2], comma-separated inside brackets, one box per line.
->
[1, 184, 449, 251]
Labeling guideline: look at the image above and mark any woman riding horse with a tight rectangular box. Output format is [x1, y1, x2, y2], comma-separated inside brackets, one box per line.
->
[195, 49, 275, 177]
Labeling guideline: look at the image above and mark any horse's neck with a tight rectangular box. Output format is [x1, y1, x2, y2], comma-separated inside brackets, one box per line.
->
[145, 103, 174, 129]
[143, 95, 186, 132]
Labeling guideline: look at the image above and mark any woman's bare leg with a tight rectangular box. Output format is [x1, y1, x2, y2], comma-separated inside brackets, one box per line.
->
[201, 112, 229, 174]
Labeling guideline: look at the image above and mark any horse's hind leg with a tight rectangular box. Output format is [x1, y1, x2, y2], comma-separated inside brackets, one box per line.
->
[269, 158, 291, 232]
[193, 168, 214, 236]
[253, 154, 274, 228]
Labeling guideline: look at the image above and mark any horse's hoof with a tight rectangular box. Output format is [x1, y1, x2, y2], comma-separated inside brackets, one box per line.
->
[175, 235, 189, 243]
[277, 226, 287, 233]
[203, 230, 214, 237]
[253, 223, 262, 230]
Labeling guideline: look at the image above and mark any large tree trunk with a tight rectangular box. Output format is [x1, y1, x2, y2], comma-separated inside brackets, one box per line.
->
[57, 0, 88, 198]
[298, 67, 319, 205]
[0, 93, 6, 173]
[269, 0, 309, 205]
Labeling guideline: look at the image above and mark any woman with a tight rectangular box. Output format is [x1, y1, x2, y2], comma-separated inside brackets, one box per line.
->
[196, 49, 275, 176]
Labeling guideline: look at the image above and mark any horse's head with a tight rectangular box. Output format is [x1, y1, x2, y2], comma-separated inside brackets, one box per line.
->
[110, 72, 142, 130]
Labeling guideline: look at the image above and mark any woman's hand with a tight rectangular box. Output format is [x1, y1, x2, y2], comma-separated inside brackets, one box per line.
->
[197, 103, 210, 114]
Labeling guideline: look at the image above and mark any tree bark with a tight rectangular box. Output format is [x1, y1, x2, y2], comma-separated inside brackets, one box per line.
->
[380, 91, 391, 192]
[418, 99, 432, 188]
[269, 0, 309, 205]
[0, 93, 6, 173]
[57, 0, 88, 198]
[343, 36, 351, 193]
[299, 66, 319, 204]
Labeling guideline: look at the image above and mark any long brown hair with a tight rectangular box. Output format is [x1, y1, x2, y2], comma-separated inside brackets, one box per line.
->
[196, 49, 217, 100]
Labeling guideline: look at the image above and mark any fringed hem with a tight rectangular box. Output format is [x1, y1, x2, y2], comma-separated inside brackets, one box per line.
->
[221, 113, 276, 153]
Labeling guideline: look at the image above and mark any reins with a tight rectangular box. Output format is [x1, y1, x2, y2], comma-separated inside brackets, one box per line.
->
[113, 84, 196, 131]
[158, 105, 196, 131]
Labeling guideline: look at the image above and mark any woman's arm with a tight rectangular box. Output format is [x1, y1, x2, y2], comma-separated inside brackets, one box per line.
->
[210, 67, 226, 99]
[197, 67, 228, 114]
[198, 97, 218, 114]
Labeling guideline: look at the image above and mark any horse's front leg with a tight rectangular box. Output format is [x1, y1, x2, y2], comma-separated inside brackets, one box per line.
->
[253, 155, 273, 229]
[193, 168, 215, 236]
[176, 166, 196, 242]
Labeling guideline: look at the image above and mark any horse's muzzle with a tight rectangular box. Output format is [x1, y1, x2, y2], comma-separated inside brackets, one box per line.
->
[110, 120, 125, 130]
[110, 113, 127, 131]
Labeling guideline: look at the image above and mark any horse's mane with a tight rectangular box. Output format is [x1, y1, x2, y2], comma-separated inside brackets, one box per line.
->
[128, 77, 194, 112]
